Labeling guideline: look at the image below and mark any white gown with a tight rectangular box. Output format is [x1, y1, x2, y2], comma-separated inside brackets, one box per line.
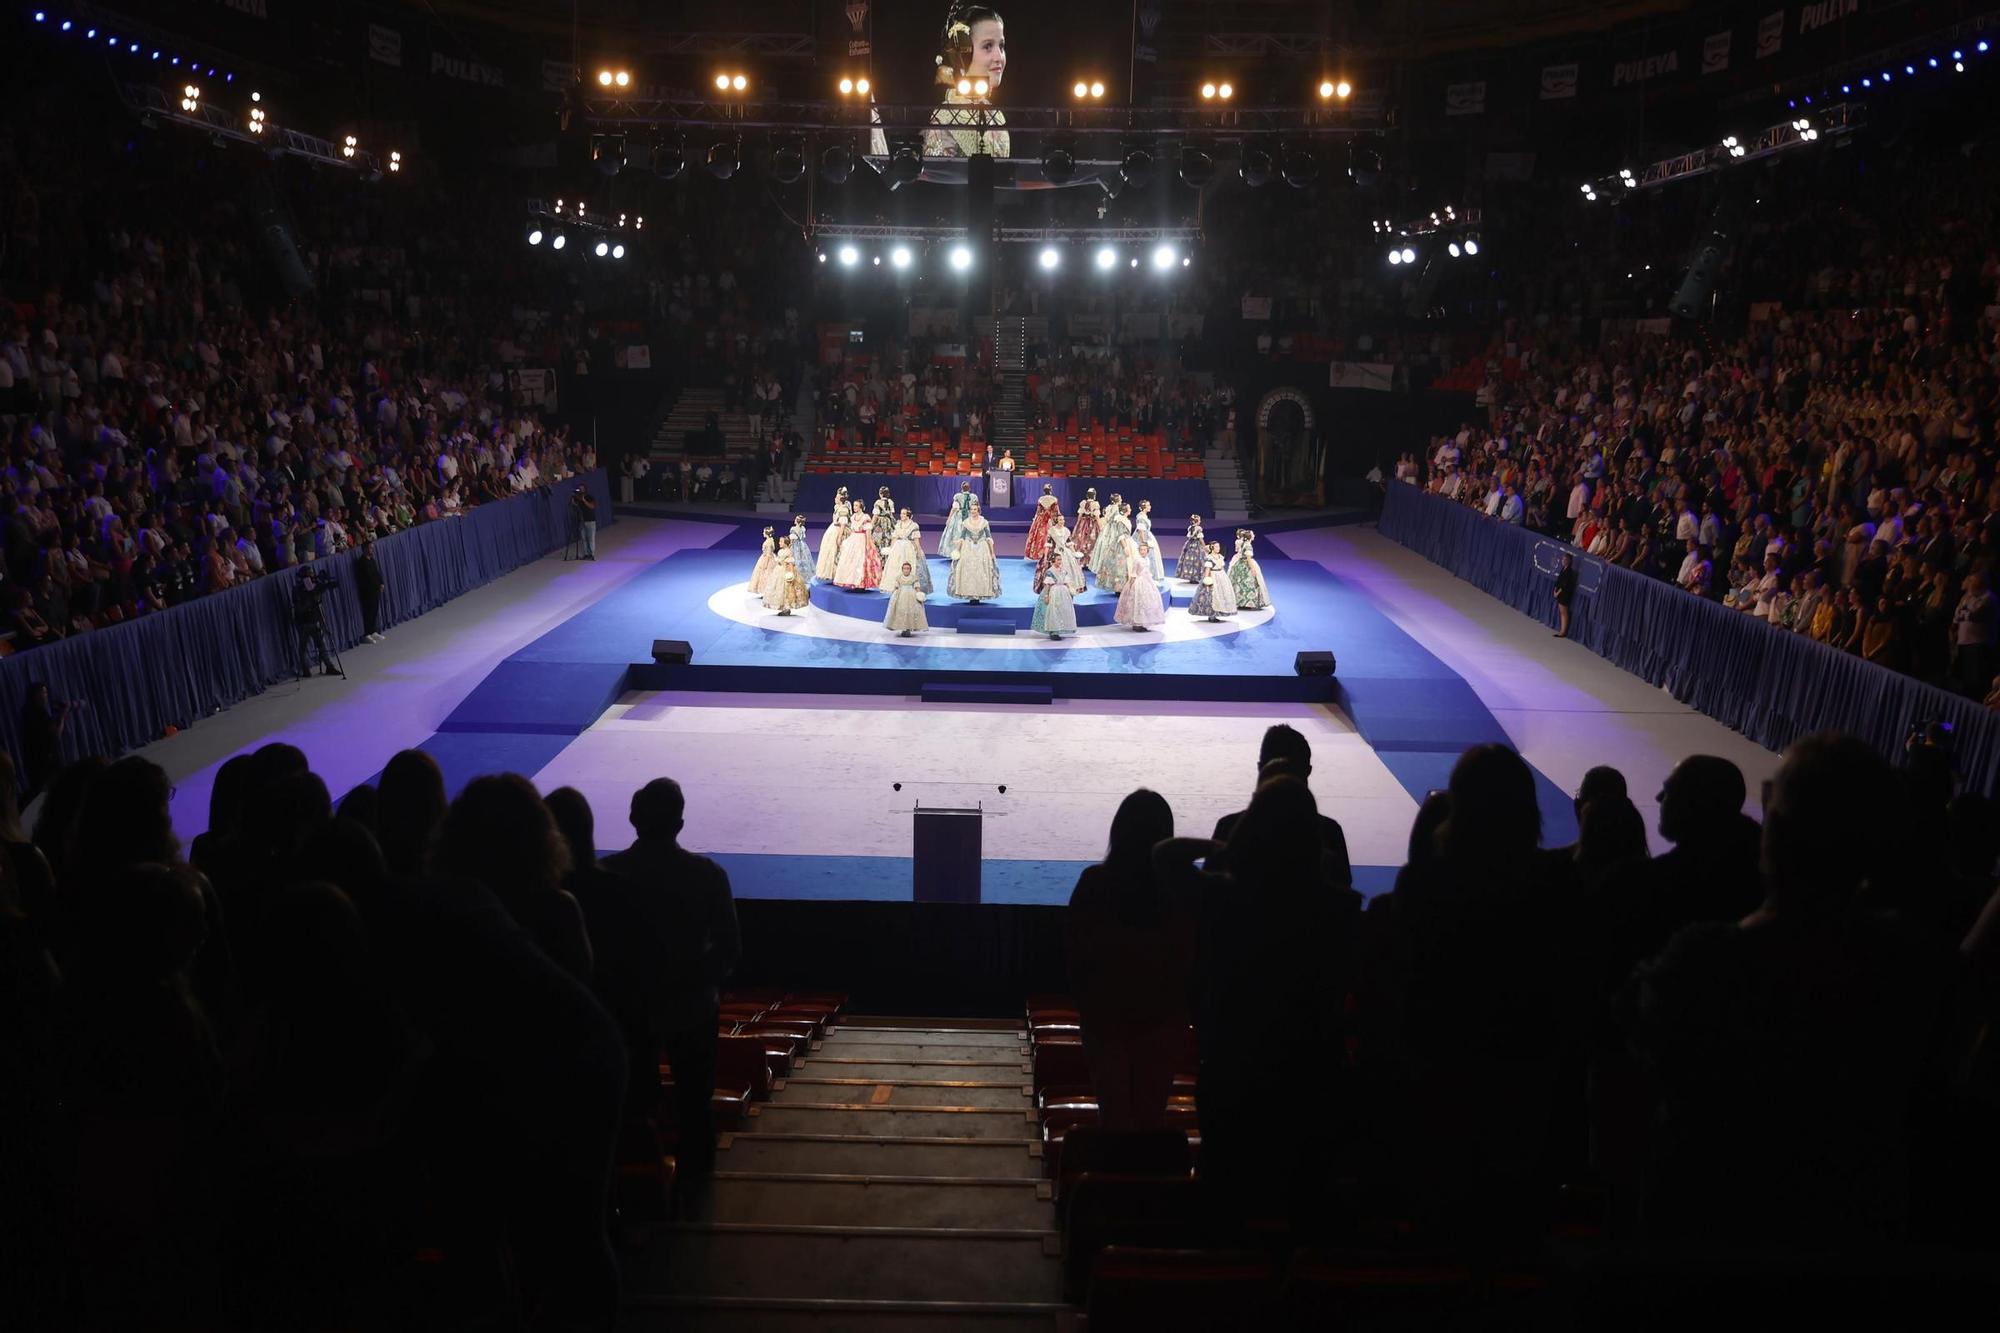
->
[816, 501, 849, 581]
[883, 518, 934, 594]
[1134, 511, 1167, 580]
[948, 517, 1002, 600]
[884, 572, 929, 633]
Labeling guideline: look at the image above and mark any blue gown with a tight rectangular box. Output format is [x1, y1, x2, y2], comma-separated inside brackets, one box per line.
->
[937, 490, 975, 556]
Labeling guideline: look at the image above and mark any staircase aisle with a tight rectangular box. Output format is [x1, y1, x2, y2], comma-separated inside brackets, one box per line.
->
[992, 317, 1027, 458]
[1206, 445, 1251, 525]
[623, 1016, 1066, 1331]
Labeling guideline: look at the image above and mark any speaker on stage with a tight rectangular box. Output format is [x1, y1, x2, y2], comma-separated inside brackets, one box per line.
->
[1295, 650, 1336, 677]
[652, 639, 693, 665]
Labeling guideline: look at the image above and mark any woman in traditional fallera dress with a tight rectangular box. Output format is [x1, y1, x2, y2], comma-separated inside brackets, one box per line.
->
[766, 548, 810, 614]
[948, 501, 1003, 602]
[884, 561, 930, 636]
[1023, 483, 1060, 562]
[833, 506, 878, 589]
[748, 527, 777, 597]
[788, 515, 814, 574]
[1071, 489, 1103, 568]
[1031, 530, 1080, 639]
[1034, 514, 1073, 591]
[1114, 536, 1166, 630]
[1177, 515, 1207, 583]
[1089, 493, 1125, 571]
[938, 481, 976, 556]
[1093, 503, 1133, 594]
[1230, 529, 1272, 610]
[884, 508, 934, 594]
[816, 497, 849, 580]
[1134, 500, 1167, 581]
[1189, 542, 1237, 621]
[870, 486, 898, 552]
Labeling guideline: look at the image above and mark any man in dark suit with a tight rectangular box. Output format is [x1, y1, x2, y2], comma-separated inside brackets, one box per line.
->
[1212, 724, 1353, 889]
[602, 778, 742, 1188]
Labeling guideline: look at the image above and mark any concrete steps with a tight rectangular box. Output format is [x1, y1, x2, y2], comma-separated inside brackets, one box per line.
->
[622, 1016, 1065, 1329]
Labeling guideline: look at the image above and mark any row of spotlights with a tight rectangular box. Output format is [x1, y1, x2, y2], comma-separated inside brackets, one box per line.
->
[1828, 42, 1988, 93]
[715, 72, 749, 92]
[596, 68, 631, 88]
[526, 228, 624, 258]
[818, 244, 1191, 272]
[1386, 247, 1417, 265]
[33, 13, 235, 79]
[955, 77, 990, 96]
[1199, 81, 1235, 100]
[1073, 80, 1107, 99]
[837, 76, 872, 95]
[1317, 80, 1354, 99]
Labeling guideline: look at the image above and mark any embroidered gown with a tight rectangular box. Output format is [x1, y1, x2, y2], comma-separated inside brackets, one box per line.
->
[1034, 521, 1075, 592]
[833, 510, 880, 589]
[1031, 532, 1081, 637]
[749, 534, 777, 597]
[788, 520, 813, 575]
[1177, 522, 1207, 582]
[870, 496, 897, 551]
[765, 550, 810, 612]
[816, 501, 849, 581]
[1088, 499, 1124, 571]
[1023, 492, 1060, 562]
[884, 517, 934, 594]
[1229, 533, 1271, 610]
[938, 488, 976, 556]
[1114, 539, 1166, 628]
[884, 569, 929, 633]
[948, 515, 1002, 600]
[1134, 511, 1167, 581]
[1070, 498, 1102, 568]
[1092, 509, 1133, 593]
[1190, 551, 1237, 619]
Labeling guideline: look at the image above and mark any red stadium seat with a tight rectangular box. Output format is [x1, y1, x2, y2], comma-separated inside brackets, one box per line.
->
[1087, 1247, 1277, 1332]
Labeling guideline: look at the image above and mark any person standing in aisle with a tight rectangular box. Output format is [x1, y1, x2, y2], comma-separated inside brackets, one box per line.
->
[356, 541, 386, 643]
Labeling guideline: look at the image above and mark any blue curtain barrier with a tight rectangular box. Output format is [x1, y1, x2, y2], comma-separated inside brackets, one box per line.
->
[1, 471, 614, 778]
[1378, 483, 2000, 795]
[796, 473, 1216, 521]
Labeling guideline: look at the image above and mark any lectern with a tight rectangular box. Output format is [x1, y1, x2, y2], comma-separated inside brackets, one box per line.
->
[987, 466, 1013, 509]
[913, 804, 982, 904]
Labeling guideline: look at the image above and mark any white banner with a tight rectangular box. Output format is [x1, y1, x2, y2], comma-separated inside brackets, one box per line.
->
[1329, 362, 1394, 392]
[1799, 0, 1859, 39]
[509, 368, 558, 410]
[431, 51, 506, 88]
[1756, 11, 1784, 59]
[1539, 63, 1578, 100]
[367, 23, 401, 67]
[844, 0, 872, 56]
[616, 345, 652, 370]
[1445, 81, 1487, 116]
[1240, 296, 1273, 321]
[1612, 51, 1679, 87]
[1702, 30, 1732, 74]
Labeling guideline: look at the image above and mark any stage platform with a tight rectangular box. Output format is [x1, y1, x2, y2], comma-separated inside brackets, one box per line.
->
[809, 556, 1173, 629]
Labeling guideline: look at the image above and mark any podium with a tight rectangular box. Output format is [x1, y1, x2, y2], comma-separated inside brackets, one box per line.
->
[987, 466, 1013, 509]
[913, 804, 982, 904]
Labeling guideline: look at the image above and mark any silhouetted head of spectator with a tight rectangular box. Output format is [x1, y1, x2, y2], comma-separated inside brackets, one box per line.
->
[1576, 795, 1648, 877]
[1946, 793, 2000, 881]
[376, 749, 447, 877]
[335, 783, 379, 831]
[295, 818, 390, 914]
[1656, 755, 1747, 845]
[629, 777, 687, 843]
[545, 786, 599, 870]
[436, 774, 570, 919]
[269, 770, 333, 863]
[1104, 787, 1173, 877]
[1256, 724, 1312, 783]
[1442, 744, 1541, 866]
[1573, 765, 1628, 820]
[0, 751, 24, 842]
[85, 862, 205, 982]
[1407, 789, 1452, 869]
[1227, 775, 1323, 890]
[206, 753, 255, 843]
[1761, 733, 1904, 913]
[32, 754, 107, 883]
[73, 756, 180, 882]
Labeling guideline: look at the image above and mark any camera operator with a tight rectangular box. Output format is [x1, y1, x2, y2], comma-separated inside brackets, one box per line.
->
[570, 485, 598, 560]
[294, 564, 341, 679]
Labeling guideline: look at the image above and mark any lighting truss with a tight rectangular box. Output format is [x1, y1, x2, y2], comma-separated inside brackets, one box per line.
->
[120, 82, 383, 172]
[645, 32, 817, 60]
[1585, 103, 1865, 195]
[577, 95, 1388, 139]
[1760, 9, 2000, 104]
[1374, 206, 1479, 241]
[809, 224, 1201, 245]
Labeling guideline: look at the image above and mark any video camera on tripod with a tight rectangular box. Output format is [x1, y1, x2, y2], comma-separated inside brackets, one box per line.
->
[293, 564, 345, 680]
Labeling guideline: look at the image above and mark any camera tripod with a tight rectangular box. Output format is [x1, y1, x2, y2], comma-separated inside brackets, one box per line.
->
[296, 617, 347, 681]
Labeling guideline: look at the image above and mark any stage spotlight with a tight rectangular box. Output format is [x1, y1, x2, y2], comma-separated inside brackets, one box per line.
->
[872, 255, 881, 266]
[612, 243, 625, 259]
[818, 252, 828, 263]
[891, 245, 912, 269]
[1337, 80, 1352, 98]
[839, 76, 854, 94]
[949, 245, 972, 271]
[1042, 138, 1077, 185]
[1129, 257, 1139, 268]
[551, 231, 567, 251]
[1096, 245, 1117, 270]
[1239, 146, 1273, 188]
[838, 244, 859, 266]
[706, 139, 741, 179]
[1319, 79, 1334, 98]
[1151, 243, 1176, 270]
[1120, 145, 1154, 189]
[180, 83, 201, 113]
[1464, 235, 1480, 256]
[652, 137, 687, 180]
[1179, 146, 1216, 188]
[1447, 241, 1462, 258]
[770, 138, 807, 184]
[883, 138, 923, 190]
[1400, 246, 1417, 264]
[1039, 246, 1060, 270]
[715, 73, 730, 91]
[820, 143, 855, 183]
[387, 150, 402, 174]
[1388, 248, 1403, 266]
[591, 134, 625, 177]
[590, 240, 605, 257]
[1074, 80, 1088, 98]
[1347, 144, 1381, 187]
[856, 77, 869, 94]
[1280, 144, 1318, 188]
[341, 133, 357, 159]
[1200, 81, 1217, 99]
[527, 226, 544, 246]
[1182, 255, 1191, 267]
[1090, 80, 1105, 99]
[1219, 82, 1234, 100]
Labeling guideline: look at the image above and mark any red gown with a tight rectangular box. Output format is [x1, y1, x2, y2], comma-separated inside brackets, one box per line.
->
[1070, 503, 1102, 572]
[1023, 495, 1060, 562]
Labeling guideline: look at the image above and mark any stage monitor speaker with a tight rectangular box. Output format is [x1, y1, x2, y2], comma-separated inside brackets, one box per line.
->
[652, 639, 693, 665]
[1295, 650, 1336, 677]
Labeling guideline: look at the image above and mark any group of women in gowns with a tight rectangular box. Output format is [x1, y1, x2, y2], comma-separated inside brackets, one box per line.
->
[751, 485, 1273, 637]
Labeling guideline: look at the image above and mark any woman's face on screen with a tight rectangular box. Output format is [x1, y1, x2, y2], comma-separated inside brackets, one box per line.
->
[967, 19, 1006, 87]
